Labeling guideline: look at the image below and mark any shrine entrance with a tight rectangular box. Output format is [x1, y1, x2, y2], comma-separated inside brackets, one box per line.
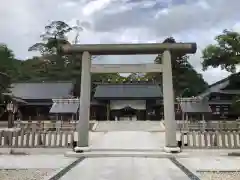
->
[59, 42, 197, 153]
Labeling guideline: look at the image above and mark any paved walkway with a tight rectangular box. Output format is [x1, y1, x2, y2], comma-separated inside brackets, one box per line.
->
[60, 158, 188, 180]
[95, 121, 165, 132]
[91, 131, 165, 150]
[1, 154, 240, 180]
[1, 130, 240, 179]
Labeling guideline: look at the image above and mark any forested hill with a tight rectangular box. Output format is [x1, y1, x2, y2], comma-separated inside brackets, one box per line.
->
[0, 21, 208, 99]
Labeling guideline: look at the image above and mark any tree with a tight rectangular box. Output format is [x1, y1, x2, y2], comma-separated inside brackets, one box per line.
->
[127, 73, 146, 81]
[28, 21, 72, 55]
[0, 44, 15, 116]
[27, 21, 78, 82]
[25, 20, 123, 96]
[0, 44, 21, 81]
[202, 29, 240, 73]
[146, 37, 208, 97]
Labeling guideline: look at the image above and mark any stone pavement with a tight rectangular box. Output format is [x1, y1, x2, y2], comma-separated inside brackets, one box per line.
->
[1, 131, 240, 180]
[178, 157, 240, 174]
[90, 131, 165, 150]
[0, 154, 77, 180]
[60, 158, 189, 180]
[95, 121, 165, 132]
[61, 131, 240, 179]
[0, 155, 76, 169]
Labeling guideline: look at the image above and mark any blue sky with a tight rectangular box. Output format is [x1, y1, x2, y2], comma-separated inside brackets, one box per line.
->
[0, 0, 240, 84]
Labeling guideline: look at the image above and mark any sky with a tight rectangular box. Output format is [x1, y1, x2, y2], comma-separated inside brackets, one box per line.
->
[1, 0, 240, 84]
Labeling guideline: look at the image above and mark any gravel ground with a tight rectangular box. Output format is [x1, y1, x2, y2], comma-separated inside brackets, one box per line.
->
[0, 168, 57, 180]
[200, 171, 240, 180]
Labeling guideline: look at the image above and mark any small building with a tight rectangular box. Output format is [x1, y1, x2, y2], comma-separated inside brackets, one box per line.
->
[6, 81, 74, 120]
[177, 98, 212, 122]
[197, 73, 240, 120]
[93, 83, 163, 120]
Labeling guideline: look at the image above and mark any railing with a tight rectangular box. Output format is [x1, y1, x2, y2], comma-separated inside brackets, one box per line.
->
[0, 120, 95, 131]
[0, 121, 96, 148]
[0, 129, 74, 148]
[177, 121, 240, 131]
[180, 131, 240, 149]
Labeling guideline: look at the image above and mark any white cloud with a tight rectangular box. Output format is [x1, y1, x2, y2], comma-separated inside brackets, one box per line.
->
[0, 0, 240, 84]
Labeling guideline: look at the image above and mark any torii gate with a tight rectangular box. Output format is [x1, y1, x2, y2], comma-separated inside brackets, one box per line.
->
[59, 42, 197, 153]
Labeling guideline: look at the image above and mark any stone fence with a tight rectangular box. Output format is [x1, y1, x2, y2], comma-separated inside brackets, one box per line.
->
[177, 121, 240, 131]
[0, 121, 96, 148]
[0, 120, 95, 131]
[0, 129, 75, 148]
[180, 131, 240, 149]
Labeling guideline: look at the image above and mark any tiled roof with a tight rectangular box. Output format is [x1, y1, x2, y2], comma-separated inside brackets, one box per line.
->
[50, 102, 79, 113]
[94, 84, 162, 99]
[10, 82, 73, 99]
[180, 101, 211, 113]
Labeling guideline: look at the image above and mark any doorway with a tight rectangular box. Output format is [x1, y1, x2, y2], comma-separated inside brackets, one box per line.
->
[119, 106, 137, 121]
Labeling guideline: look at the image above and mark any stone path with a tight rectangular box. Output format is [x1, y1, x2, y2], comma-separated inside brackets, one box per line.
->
[60, 158, 188, 180]
[91, 131, 165, 150]
[0, 155, 76, 169]
[0, 155, 77, 180]
[178, 157, 240, 173]
[1, 130, 240, 180]
[1, 154, 240, 180]
[95, 121, 165, 132]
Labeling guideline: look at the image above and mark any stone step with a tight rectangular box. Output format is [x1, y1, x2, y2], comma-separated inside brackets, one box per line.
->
[86, 148, 164, 152]
[65, 150, 186, 158]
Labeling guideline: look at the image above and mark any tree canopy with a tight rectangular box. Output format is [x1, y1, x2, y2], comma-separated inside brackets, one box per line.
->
[146, 37, 208, 97]
[202, 29, 240, 73]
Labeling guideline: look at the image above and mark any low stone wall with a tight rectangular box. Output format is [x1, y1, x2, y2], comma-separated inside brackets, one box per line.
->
[0, 121, 95, 131]
[0, 121, 96, 148]
[180, 131, 240, 149]
[0, 130, 75, 148]
[177, 121, 240, 131]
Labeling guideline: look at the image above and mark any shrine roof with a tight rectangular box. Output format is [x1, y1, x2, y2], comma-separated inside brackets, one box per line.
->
[94, 84, 162, 99]
[9, 82, 73, 100]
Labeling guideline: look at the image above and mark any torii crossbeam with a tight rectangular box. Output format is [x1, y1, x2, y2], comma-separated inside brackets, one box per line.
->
[59, 42, 197, 153]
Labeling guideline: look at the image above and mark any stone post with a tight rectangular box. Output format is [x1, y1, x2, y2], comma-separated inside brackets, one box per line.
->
[162, 50, 180, 153]
[77, 51, 91, 149]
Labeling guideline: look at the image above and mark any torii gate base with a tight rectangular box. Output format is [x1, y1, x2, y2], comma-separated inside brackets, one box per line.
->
[60, 43, 197, 153]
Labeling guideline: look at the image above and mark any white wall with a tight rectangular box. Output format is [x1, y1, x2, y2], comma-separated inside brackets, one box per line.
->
[110, 100, 146, 110]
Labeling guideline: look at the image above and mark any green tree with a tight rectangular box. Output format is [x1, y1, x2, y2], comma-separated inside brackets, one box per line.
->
[202, 29, 240, 73]
[146, 37, 208, 97]
[0, 44, 16, 114]
[28, 21, 72, 55]
[0, 44, 22, 81]
[201, 30, 240, 110]
[26, 21, 122, 96]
